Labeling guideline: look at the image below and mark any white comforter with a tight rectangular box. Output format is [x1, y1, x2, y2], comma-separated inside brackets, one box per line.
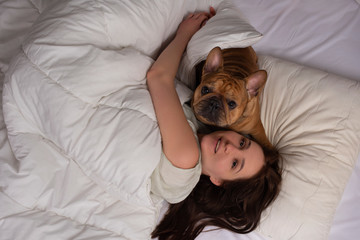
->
[1, 0, 217, 239]
[2, 0, 360, 240]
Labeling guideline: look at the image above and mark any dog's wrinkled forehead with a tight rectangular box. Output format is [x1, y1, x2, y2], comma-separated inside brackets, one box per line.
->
[201, 72, 247, 94]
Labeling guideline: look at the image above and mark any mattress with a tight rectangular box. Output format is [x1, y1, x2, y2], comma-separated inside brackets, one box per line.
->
[0, 0, 359, 239]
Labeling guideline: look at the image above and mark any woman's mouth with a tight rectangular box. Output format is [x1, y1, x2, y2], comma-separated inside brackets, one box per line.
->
[215, 138, 221, 153]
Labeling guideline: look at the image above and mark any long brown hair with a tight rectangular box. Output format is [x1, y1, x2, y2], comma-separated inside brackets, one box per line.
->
[151, 145, 282, 240]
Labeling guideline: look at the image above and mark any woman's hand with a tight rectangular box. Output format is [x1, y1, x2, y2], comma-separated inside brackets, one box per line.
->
[147, 7, 216, 81]
[176, 7, 216, 42]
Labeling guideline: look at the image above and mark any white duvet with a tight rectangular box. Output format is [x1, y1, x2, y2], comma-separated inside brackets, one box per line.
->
[1, 0, 219, 239]
[2, 0, 360, 240]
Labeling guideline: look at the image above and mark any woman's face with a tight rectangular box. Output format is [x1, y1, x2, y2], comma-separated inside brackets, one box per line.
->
[199, 131, 265, 186]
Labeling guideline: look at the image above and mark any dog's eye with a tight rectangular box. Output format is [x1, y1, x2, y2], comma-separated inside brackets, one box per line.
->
[201, 86, 210, 95]
[228, 101, 237, 109]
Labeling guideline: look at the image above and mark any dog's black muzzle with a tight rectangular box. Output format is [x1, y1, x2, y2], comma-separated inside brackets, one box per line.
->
[198, 96, 224, 124]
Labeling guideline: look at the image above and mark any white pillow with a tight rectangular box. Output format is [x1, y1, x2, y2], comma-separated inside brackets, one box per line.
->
[257, 55, 360, 239]
[178, 0, 263, 89]
[178, 3, 360, 240]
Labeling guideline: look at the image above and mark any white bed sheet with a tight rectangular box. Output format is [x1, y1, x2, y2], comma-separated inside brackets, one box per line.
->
[0, 0, 359, 239]
[231, 0, 360, 82]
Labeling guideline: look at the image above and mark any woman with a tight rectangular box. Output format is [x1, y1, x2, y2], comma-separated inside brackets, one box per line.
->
[147, 8, 282, 240]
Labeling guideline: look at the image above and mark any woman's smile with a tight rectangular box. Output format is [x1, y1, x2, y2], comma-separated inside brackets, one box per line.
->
[215, 138, 221, 153]
[213, 136, 251, 154]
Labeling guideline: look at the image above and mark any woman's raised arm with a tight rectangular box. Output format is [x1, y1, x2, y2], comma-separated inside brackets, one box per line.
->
[146, 10, 214, 169]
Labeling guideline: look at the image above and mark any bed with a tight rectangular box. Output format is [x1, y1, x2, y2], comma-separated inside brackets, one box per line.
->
[0, 0, 359, 240]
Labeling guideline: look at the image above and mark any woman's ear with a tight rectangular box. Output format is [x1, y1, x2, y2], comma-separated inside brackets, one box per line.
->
[210, 176, 223, 186]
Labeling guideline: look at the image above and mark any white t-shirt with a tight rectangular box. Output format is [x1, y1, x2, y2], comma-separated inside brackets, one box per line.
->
[150, 104, 202, 204]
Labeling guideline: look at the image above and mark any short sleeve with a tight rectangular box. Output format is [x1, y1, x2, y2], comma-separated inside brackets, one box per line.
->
[150, 104, 202, 204]
[151, 152, 201, 204]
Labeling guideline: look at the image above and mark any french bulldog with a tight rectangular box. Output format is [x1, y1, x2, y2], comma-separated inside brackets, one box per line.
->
[191, 46, 273, 149]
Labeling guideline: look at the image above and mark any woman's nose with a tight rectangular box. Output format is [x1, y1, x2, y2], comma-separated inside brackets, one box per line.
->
[224, 142, 236, 154]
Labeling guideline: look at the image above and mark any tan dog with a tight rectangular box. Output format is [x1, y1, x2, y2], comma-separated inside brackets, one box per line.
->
[191, 46, 273, 149]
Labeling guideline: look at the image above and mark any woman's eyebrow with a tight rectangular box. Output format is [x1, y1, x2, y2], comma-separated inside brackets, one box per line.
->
[236, 159, 245, 173]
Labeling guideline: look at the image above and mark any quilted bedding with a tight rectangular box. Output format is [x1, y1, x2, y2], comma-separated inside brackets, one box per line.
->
[2, 0, 360, 240]
[1, 0, 219, 239]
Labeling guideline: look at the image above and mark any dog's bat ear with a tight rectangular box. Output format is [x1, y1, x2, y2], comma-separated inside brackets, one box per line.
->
[246, 70, 267, 98]
[203, 47, 223, 75]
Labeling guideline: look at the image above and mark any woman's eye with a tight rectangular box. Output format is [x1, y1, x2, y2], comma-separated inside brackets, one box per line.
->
[239, 139, 245, 148]
[232, 160, 238, 169]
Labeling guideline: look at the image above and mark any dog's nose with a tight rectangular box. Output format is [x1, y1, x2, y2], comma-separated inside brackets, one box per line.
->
[209, 96, 221, 111]
[198, 96, 224, 125]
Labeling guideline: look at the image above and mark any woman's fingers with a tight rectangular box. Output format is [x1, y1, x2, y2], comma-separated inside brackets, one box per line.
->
[209, 6, 216, 17]
[178, 7, 216, 37]
[187, 6, 216, 26]
[196, 14, 209, 27]
[186, 13, 194, 19]
[186, 6, 216, 19]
